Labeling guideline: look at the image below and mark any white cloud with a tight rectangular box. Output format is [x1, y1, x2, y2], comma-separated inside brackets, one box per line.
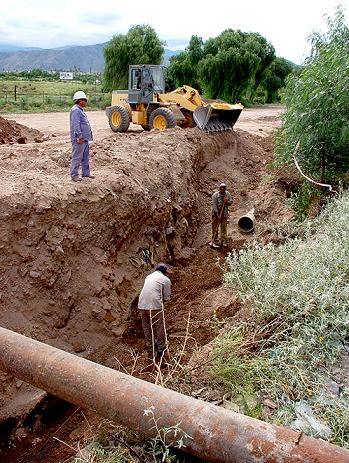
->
[0, 0, 348, 62]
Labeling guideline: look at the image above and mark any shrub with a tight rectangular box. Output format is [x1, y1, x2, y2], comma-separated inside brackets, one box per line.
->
[210, 192, 349, 446]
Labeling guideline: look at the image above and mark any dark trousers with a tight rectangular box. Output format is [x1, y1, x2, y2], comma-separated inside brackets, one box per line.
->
[140, 309, 166, 354]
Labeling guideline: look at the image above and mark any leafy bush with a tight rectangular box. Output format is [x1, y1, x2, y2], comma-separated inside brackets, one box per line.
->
[210, 192, 349, 446]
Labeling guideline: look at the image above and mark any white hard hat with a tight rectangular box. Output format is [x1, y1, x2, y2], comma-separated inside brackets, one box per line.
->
[73, 90, 87, 101]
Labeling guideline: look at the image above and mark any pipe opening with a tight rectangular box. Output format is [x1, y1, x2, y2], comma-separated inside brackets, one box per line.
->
[238, 215, 254, 233]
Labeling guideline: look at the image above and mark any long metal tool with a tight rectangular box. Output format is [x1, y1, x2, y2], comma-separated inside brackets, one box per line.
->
[0, 326, 348, 463]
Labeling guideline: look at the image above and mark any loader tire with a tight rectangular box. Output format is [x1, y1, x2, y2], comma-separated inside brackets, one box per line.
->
[108, 105, 130, 133]
[149, 108, 176, 131]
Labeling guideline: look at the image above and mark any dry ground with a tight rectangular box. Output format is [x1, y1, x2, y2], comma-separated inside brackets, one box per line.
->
[0, 104, 294, 463]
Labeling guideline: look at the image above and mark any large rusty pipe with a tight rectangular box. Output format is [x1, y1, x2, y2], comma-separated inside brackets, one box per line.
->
[0, 327, 348, 463]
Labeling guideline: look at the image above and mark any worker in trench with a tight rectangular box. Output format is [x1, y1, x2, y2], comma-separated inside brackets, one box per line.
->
[210, 182, 233, 249]
[138, 263, 171, 363]
[69, 90, 94, 182]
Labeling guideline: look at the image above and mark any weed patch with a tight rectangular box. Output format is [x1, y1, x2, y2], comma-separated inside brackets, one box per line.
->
[210, 192, 349, 447]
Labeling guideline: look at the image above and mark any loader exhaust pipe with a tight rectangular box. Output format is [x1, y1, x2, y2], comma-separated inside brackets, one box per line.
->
[238, 208, 255, 233]
[0, 326, 348, 463]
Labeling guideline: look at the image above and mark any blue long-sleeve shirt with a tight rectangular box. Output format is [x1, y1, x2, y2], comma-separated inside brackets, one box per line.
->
[70, 104, 93, 143]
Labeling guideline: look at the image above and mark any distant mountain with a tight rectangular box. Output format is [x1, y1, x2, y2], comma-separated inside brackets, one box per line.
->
[0, 44, 42, 52]
[0, 43, 182, 72]
[0, 43, 106, 72]
[162, 48, 182, 65]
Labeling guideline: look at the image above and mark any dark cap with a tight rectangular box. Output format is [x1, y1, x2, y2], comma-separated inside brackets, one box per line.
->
[155, 263, 168, 275]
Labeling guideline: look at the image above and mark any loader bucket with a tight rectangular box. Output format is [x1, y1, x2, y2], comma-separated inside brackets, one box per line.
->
[193, 103, 243, 133]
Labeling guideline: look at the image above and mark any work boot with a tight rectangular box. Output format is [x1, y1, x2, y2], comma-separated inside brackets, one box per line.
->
[209, 241, 220, 249]
[71, 176, 82, 182]
[82, 175, 95, 179]
[155, 350, 171, 367]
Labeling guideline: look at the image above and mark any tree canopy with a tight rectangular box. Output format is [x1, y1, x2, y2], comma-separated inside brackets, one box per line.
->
[261, 58, 294, 103]
[167, 30, 288, 104]
[275, 7, 349, 181]
[103, 25, 164, 91]
[167, 36, 204, 91]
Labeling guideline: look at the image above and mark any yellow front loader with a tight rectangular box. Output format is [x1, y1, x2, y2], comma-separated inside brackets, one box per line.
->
[105, 65, 243, 133]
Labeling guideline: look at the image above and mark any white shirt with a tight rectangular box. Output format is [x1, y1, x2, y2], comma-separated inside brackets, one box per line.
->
[138, 270, 171, 310]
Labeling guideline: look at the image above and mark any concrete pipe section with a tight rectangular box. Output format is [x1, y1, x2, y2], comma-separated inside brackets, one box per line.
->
[238, 208, 255, 233]
[0, 327, 348, 463]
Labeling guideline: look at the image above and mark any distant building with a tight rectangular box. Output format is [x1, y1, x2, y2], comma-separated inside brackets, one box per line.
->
[59, 72, 73, 80]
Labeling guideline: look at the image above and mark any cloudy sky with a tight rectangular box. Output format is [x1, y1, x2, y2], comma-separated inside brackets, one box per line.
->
[0, 0, 347, 63]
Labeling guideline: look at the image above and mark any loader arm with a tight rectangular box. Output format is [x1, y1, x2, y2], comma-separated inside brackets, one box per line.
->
[157, 84, 243, 132]
[157, 85, 204, 112]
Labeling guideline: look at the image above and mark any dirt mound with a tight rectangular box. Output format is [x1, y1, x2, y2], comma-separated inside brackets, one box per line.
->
[0, 116, 44, 144]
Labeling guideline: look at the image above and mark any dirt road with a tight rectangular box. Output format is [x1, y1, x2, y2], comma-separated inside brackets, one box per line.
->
[3, 104, 284, 141]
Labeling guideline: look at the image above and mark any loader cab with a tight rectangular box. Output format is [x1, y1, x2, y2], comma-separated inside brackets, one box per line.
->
[128, 65, 166, 104]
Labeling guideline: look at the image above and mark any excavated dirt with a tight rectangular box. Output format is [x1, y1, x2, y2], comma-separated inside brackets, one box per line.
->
[0, 106, 295, 462]
[0, 116, 44, 144]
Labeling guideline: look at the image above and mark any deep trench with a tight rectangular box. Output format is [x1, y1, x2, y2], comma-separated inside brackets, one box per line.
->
[0, 128, 281, 462]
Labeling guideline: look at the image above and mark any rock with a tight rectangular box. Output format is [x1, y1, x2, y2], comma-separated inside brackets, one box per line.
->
[91, 307, 105, 320]
[223, 400, 241, 413]
[14, 428, 28, 440]
[72, 341, 86, 353]
[292, 402, 333, 440]
[32, 437, 42, 446]
[103, 310, 116, 322]
[110, 323, 127, 337]
[16, 380, 23, 388]
[262, 398, 278, 409]
[191, 387, 208, 398]
[17, 136, 27, 144]
[54, 245, 65, 255]
[29, 270, 41, 279]
[321, 379, 341, 396]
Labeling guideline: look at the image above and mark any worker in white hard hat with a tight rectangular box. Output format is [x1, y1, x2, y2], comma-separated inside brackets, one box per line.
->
[210, 182, 233, 248]
[69, 90, 94, 181]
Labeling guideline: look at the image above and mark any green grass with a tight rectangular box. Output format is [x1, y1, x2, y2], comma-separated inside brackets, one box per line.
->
[209, 192, 349, 447]
[0, 79, 111, 112]
[0, 79, 102, 95]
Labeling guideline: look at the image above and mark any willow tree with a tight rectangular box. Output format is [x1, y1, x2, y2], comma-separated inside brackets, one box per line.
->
[103, 25, 164, 91]
[275, 7, 349, 181]
[197, 30, 275, 102]
[167, 35, 204, 90]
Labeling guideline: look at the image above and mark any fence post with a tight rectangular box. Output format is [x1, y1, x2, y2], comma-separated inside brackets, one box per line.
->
[14, 85, 17, 101]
